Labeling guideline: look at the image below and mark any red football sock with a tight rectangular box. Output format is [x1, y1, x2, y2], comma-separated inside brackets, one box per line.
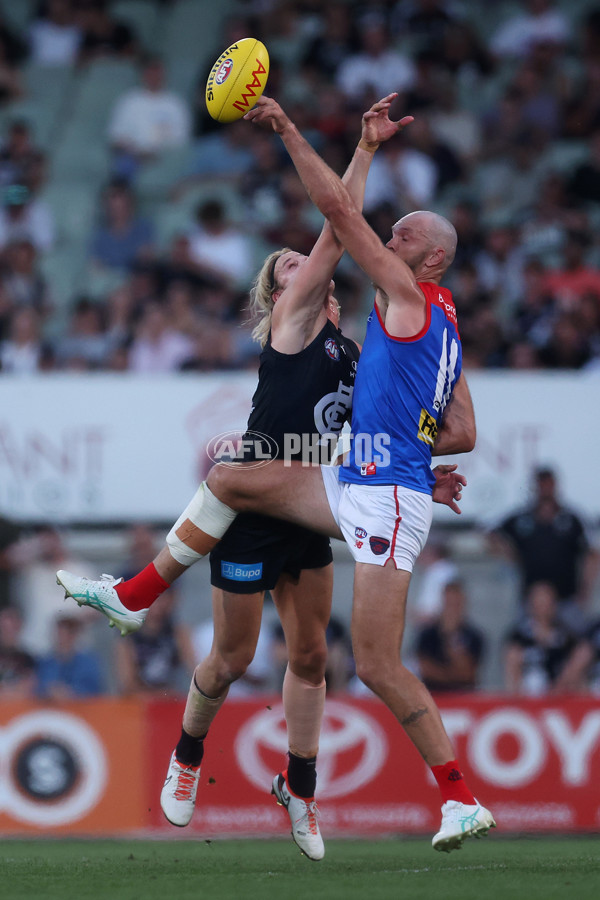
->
[431, 760, 476, 805]
[114, 563, 170, 611]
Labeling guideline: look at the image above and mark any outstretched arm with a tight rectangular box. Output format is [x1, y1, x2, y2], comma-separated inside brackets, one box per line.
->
[269, 94, 404, 351]
[245, 96, 418, 306]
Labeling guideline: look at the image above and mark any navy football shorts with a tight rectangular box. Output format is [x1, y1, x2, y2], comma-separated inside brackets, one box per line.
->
[209, 512, 333, 594]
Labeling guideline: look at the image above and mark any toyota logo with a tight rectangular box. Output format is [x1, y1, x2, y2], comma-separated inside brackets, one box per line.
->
[235, 700, 387, 798]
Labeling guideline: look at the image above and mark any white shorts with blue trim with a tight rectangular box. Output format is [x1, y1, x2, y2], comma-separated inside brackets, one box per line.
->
[320, 465, 432, 572]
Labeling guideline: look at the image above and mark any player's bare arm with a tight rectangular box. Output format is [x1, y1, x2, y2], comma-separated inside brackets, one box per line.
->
[245, 96, 426, 333]
[271, 94, 406, 352]
[432, 373, 476, 456]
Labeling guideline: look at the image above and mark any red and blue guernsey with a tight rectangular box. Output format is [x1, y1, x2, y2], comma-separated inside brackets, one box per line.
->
[339, 282, 462, 494]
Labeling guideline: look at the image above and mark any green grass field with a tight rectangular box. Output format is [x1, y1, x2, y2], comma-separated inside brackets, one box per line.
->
[2, 837, 599, 900]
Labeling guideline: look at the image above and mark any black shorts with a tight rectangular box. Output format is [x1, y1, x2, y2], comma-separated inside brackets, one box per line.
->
[209, 512, 333, 594]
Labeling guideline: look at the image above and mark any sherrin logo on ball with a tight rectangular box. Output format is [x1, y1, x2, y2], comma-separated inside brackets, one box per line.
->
[206, 38, 269, 124]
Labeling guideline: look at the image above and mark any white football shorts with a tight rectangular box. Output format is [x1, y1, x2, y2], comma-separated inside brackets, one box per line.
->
[320, 464, 432, 572]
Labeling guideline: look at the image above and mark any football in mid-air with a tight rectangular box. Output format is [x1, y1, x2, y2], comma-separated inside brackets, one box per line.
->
[206, 38, 270, 124]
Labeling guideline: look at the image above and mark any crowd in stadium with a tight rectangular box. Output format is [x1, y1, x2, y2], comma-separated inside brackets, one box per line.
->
[0, 0, 600, 371]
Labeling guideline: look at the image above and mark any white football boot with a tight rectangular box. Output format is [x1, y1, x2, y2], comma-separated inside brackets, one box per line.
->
[272, 771, 324, 860]
[56, 570, 147, 636]
[160, 751, 201, 827]
[432, 800, 496, 852]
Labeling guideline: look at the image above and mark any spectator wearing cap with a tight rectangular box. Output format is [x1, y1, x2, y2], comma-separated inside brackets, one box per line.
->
[0, 183, 55, 254]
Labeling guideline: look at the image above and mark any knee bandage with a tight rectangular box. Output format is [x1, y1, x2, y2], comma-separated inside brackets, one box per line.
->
[166, 482, 237, 566]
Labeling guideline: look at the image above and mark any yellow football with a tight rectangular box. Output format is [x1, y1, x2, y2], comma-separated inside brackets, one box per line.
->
[206, 38, 270, 124]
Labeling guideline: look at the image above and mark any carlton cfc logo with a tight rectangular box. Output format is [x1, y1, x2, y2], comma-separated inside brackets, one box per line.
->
[324, 338, 340, 361]
[215, 59, 234, 84]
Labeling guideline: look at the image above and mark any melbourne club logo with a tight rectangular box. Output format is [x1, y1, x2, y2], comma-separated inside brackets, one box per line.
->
[369, 536, 390, 555]
[324, 338, 340, 361]
[235, 700, 387, 798]
[215, 58, 234, 84]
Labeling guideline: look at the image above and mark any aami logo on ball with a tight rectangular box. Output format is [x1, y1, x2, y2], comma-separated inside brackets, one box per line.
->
[215, 58, 234, 85]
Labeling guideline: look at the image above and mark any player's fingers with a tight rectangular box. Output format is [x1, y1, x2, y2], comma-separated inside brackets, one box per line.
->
[395, 115, 414, 129]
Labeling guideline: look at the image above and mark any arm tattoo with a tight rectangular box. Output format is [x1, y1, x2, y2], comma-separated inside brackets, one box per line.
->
[401, 707, 429, 728]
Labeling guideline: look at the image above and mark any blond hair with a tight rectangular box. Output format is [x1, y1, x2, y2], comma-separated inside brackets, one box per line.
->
[248, 247, 292, 347]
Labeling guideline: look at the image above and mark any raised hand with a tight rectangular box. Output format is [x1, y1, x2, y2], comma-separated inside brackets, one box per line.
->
[243, 95, 290, 133]
[360, 92, 414, 150]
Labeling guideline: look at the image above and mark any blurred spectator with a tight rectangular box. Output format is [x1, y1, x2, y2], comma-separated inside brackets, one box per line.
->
[510, 257, 557, 350]
[489, 0, 571, 59]
[409, 538, 459, 628]
[391, 0, 463, 49]
[127, 299, 195, 372]
[558, 616, 600, 693]
[29, 0, 82, 67]
[0, 121, 42, 189]
[538, 310, 592, 369]
[542, 229, 600, 305]
[10, 525, 94, 657]
[335, 13, 415, 104]
[271, 615, 354, 694]
[0, 606, 36, 699]
[0, 11, 27, 67]
[116, 591, 194, 696]
[415, 580, 485, 692]
[473, 225, 526, 317]
[90, 178, 154, 271]
[428, 81, 482, 167]
[183, 119, 257, 188]
[261, 171, 320, 256]
[0, 183, 55, 253]
[121, 522, 160, 579]
[193, 613, 275, 696]
[37, 611, 105, 699]
[366, 136, 438, 214]
[568, 126, 600, 205]
[302, 2, 356, 80]
[107, 55, 191, 180]
[2, 239, 53, 318]
[0, 34, 23, 105]
[0, 307, 45, 373]
[187, 199, 254, 289]
[504, 581, 581, 695]
[54, 296, 116, 369]
[0, 515, 22, 609]
[490, 467, 600, 634]
[76, 0, 138, 65]
[403, 115, 463, 194]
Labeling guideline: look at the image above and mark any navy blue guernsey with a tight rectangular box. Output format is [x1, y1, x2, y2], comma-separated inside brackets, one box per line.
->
[244, 318, 360, 462]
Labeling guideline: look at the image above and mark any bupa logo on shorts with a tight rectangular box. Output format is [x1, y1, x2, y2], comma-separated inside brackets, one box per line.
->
[221, 561, 263, 581]
[215, 58, 234, 84]
[324, 338, 340, 361]
[369, 536, 390, 555]
[355, 527, 367, 539]
[360, 462, 377, 476]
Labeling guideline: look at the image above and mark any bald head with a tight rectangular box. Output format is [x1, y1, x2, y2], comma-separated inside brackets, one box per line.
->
[397, 210, 457, 272]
